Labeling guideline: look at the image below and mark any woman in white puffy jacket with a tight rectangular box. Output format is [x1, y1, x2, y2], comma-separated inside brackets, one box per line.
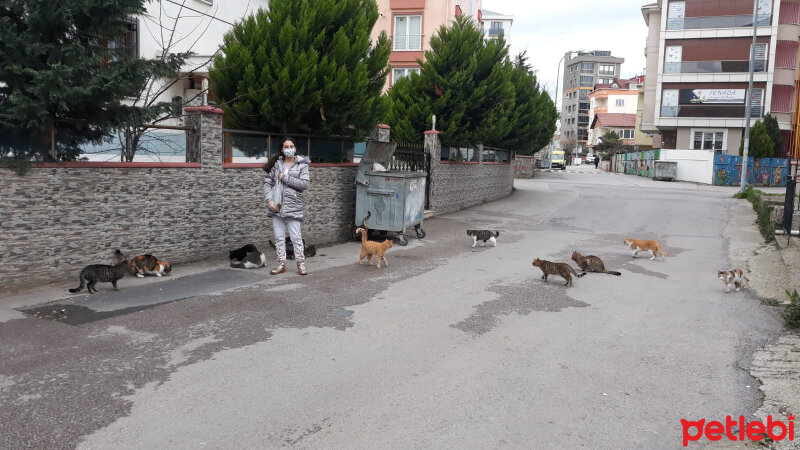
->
[264, 136, 310, 275]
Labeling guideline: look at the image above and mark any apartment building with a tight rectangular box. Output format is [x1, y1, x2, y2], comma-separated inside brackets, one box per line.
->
[371, 0, 485, 90]
[560, 51, 625, 155]
[641, 0, 800, 157]
[482, 9, 513, 42]
[587, 77, 642, 150]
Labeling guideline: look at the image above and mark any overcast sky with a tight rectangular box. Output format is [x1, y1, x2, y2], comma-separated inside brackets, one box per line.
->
[484, 0, 649, 107]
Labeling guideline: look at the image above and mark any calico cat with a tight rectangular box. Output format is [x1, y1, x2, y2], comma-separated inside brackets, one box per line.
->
[532, 258, 585, 286]
[230, 251, 267, 269]
[718, 269, 749, 292]
[623, 237, 669, 260]
[571, 251, 621, 276]
[268, 238, 317, 260]
[130, 254, 171, 277]
[229, 244, 259, 262]
[467, 229, 499, 248]
[356, 227, 393, 268]
[69, 249, 130, 294]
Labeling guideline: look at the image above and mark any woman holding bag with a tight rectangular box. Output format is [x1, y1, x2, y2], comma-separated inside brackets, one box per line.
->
[264, 136, 310, 275]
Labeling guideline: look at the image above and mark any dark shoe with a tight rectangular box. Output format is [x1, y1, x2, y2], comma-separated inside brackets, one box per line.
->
[297, 261, 308, 275]
[270, 262, 286, 275]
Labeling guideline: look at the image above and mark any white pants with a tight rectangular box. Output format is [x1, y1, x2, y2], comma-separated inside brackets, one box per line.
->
[272, 216, 305, 262]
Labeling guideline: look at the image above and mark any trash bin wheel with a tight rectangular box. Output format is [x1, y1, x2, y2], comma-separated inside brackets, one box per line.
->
[415, 227, 426, 239]
[397, 234, 408, 246]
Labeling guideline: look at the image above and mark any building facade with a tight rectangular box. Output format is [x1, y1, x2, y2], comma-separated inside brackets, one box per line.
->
[587, 77, 641, 150]
[641, 0, 800, 157]
[560, 51, 625, 155]
[371, 0, 489, 90]
[481, 9, 513, 42]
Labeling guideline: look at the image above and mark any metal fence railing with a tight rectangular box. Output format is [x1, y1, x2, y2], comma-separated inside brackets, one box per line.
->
[391, 142, 428, 172]
[223, 129, 356, 164]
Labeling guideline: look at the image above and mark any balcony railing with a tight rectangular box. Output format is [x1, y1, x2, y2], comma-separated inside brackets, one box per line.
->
[666, 14, 772, 30]
[663, 60, 767, 74]
[488, 28, 503, 36]
[392, 34, 423, 51]
[660, 105, 763, 118]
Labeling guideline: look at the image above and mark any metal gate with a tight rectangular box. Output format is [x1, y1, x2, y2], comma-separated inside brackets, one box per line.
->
[391, 142, 431, 209]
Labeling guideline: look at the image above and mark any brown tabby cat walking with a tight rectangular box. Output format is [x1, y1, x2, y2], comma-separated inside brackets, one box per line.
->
[571, 251, 621, 276]
[532, 258, 585, 286]
[69, 250, 130, 294]
[356, 227, 393, 268]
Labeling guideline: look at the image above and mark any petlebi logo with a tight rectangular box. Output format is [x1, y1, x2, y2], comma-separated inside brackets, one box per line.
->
[681, 414, 795, 447]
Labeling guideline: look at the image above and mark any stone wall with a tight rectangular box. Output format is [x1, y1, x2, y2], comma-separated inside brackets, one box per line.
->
[514, 156, 535, 178]
[0, 109, 358, 291]
[425, 131, 515, 216]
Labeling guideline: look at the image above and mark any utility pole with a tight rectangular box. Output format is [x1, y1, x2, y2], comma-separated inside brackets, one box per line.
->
[739, 0, 760, 192]
[549, 50, 581, 171]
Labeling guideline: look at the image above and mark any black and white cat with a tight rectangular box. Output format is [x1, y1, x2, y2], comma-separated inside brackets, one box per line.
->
[466, 229, 499, 247]
[229, 244, 266, 269]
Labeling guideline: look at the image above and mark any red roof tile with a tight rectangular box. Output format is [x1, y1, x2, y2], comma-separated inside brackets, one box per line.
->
[590, 113, 636, 129]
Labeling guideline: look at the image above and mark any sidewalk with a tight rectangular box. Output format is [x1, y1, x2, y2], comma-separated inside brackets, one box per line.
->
[728, 197, 800, 449]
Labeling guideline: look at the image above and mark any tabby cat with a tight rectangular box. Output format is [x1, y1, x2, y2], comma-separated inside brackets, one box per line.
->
[69, 249, 130, 294]
[718, 268, 748, 292]
[571, 251, 621, 276]
[230, 251, 267, 269]
[467, 229, 499, 248]
[356, 227, 393, 268]
[130, 254, 171, 277]
[268, 238, 317, 260]
[532, 258, 585, 286]
[623, 238, 669, 260]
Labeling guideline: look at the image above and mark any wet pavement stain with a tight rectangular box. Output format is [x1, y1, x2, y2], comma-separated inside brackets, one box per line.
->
[23, 301, 180, 326]
[452, 282, 589, 337]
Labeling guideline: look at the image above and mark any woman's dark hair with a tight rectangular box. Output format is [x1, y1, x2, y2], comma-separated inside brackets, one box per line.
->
[262, 136, 298, 172]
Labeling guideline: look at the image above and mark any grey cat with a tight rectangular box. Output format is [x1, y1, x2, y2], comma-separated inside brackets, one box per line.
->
[466, 229, 499, 247]
[69, 249, 130, 294]
[230, 251, 267, 269]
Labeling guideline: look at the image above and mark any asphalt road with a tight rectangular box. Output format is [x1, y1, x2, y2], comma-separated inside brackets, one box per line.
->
[0, 169, 783, 449]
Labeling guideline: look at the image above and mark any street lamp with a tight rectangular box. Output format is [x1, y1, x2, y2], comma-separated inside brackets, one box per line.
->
[739, 0, 760, 192]
[549, 50, 582, 171]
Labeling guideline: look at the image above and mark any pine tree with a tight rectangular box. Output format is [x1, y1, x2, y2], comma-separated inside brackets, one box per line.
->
[762, 113, 783, 157]
[386, 16, 515, 147]
[739, 121, 774, 158]
[0, 0, 184, 162]
[210, 0, 391, 139]
[595, 131, 624, 156]
[504, 52, 557, 155]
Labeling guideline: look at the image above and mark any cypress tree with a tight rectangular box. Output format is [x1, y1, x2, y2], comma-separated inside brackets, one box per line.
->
[504, 52, 557, 154]
[762, 113, 783, 157]
[386, 16, 515, 147]
[210, 0, 391, 139]
[0, 0, 184, 162]
[739, 121, 774, 158]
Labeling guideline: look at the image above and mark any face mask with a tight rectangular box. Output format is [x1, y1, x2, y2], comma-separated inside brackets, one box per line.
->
[282, 147, 296, 158]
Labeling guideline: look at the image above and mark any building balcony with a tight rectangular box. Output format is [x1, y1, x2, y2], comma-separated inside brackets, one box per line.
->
[391, 34, 424, 52]
[488, 28, 503, 36]
[663, 60, 766, 74]
[666, 14, 772, 31]
[660, 105, 763, 119]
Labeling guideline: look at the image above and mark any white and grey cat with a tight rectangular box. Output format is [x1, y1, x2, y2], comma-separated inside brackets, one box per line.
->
[229, 244, 266, 269]
[466, 229, 499, 247]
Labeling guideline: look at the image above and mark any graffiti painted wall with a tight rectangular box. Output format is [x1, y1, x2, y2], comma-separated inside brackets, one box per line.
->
[713, 155, 789, 186]
[614, 150, 661, 178]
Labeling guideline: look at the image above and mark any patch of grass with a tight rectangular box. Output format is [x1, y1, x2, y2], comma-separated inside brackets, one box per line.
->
[761, 298, 781, 307]
[734, 185, 776, 241]
[784, 289, 800, 329]
[0, 157, 32, 175]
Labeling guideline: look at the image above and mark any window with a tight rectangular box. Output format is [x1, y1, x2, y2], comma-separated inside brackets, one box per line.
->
[581, 62, 595, 72]
[392, 67, 420, 85]
[394, 15, 422, 51]
[752, 43, 768, 71]
[693, 130, 725, 151]
[615, 99, 625, 107]
[580, 75, 594, 86]
[618, 129, 635, 139]
[599, 64, 614, 75]
[108, 17, 139, 61]
[666, 1, 686, 30]
[594, 51, 611, 57]
[598, 78, 612, 85]
[579, 102, 590, 111]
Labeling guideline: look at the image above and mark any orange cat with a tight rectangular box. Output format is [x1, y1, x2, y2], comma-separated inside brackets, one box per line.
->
[356, 227, 393, 268]
[623, 237, 669, 260]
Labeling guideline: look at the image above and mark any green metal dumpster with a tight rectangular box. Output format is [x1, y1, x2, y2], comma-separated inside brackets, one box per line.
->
[355, 141, 426, 246]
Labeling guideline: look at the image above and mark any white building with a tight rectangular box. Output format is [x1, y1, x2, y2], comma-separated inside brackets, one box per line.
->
[481, 9, 513, 43]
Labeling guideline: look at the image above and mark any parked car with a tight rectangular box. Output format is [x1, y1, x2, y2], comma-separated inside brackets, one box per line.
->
[585, 153, 595, 163]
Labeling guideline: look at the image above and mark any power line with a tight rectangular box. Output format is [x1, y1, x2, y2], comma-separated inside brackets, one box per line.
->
[162, 0, 234, 26]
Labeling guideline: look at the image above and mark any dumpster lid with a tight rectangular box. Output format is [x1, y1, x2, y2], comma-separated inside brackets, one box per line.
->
[356, 140, 397, 185]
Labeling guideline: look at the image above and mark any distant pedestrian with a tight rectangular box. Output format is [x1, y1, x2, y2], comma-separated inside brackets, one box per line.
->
[594, 155, 600, 169]
[264, 136, 310, 276]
